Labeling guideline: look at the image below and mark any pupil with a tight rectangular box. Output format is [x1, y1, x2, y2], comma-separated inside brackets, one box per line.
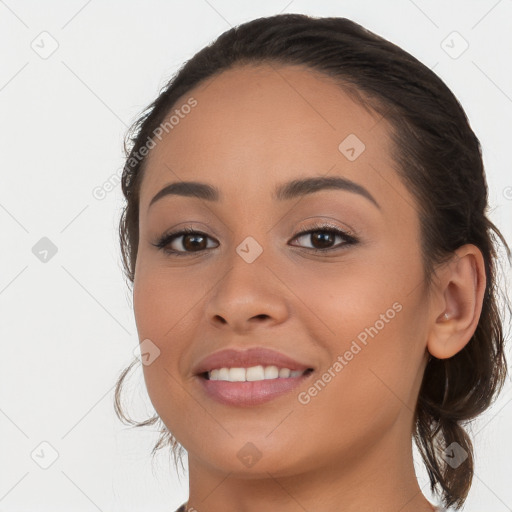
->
[312, 232, 333, 248]
[184, 234, 205, 251]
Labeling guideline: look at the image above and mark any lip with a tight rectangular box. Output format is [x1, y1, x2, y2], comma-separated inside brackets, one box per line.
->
[192, 347, 315, 407]
[198, 372, 313, 407]
[192, 347, 313, 375]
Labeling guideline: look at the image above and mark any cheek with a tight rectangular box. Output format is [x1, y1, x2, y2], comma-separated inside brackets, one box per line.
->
[133, 263, 205, 342]
[132, 265, 204, 424]
[293, 308, 418, 462]
[285, 259, 423, 423]
[280, 256, 402, 338]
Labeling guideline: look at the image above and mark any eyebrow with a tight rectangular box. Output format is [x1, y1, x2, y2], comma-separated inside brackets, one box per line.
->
[148, 176, 380, 210]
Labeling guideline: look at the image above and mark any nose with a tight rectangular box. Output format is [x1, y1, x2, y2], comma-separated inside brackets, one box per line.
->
[204, 248, 290, 334]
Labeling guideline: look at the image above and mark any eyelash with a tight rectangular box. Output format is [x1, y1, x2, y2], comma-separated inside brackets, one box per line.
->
[152, 223, 358, 257]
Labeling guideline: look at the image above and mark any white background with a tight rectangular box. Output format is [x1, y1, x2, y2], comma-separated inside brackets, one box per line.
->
[1, 0, 511, 510]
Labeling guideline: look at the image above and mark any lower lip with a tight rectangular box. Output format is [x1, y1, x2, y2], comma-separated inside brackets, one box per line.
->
[197, 372, 313, 407]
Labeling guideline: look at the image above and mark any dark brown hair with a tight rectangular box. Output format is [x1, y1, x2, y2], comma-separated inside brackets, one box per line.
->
[114, 13, 511, 509]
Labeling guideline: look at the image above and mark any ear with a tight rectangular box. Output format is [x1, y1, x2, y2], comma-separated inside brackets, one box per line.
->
[426, 244, 486, 360]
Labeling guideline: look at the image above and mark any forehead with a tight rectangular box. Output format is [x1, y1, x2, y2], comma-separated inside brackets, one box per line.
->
[139, 63, 405, 213]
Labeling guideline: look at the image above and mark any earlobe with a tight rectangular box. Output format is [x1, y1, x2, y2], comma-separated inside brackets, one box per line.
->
[426, 244, 486, 360]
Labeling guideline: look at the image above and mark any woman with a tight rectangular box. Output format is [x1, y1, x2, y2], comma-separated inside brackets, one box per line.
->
[114, 13, 510, 511]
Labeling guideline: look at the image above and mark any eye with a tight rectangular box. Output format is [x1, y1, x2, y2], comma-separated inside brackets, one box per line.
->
[152, 227, 219, 256]
[289, 223, 358, 253]
[153, 223, 358, 257]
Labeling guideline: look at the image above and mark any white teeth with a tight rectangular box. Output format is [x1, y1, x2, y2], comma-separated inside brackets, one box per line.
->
[228, 367, 246, 382]
[246, 365, 265, 381]
[278, 368, 291, 378]
[207, 365, 307, 382]
[218, 367, 230, 380]
[264, 365, 279, 379]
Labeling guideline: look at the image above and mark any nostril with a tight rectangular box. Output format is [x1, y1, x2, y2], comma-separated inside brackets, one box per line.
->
[252, 314, 270, 321]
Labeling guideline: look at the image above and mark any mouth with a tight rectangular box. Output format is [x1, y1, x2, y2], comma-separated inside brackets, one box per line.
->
[192, 347, 315, 406]
[196, 364, 315, 407]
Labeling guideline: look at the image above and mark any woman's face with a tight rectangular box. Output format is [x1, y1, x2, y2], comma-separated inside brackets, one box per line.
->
[133, 64, 433, 478]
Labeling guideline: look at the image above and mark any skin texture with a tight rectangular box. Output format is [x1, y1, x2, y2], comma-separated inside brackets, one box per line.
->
[132, 64, 486, 512]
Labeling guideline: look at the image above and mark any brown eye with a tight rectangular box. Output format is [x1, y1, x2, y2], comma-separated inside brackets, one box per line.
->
[181, 233, 208, 251]
[309, 231, 336, 249]
[153, 228, 219, 256]
[290, 225, 357, 252]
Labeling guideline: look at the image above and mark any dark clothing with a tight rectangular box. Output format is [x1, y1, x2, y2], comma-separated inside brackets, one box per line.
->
[174, 501, 450, 511]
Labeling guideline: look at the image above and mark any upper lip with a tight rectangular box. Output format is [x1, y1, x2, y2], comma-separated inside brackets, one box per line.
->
[192, 347, 314, 375]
